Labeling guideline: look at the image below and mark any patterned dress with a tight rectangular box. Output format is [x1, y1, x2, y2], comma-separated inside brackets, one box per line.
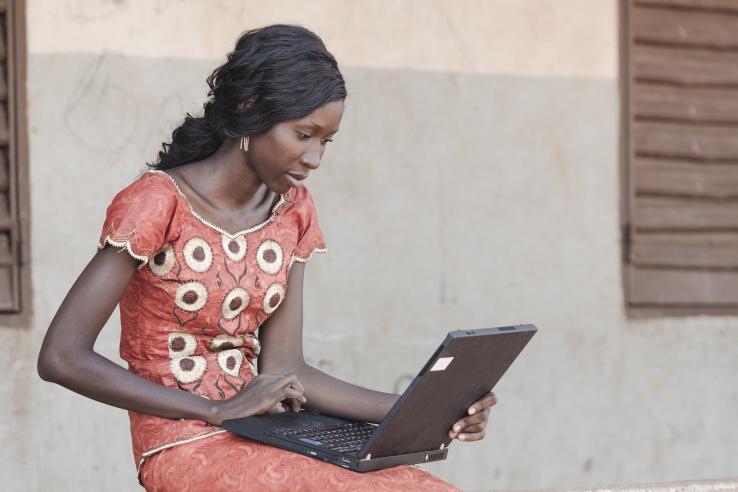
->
[98, 170, 459, 491]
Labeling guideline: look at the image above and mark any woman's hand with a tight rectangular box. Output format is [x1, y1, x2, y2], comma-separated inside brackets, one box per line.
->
[211, 373, 307, 426]
[448, 391, 497, 442]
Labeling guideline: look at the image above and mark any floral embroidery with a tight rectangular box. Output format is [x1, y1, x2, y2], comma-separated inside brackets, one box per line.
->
[256, 240, 283, 275]
[208, 334, 244, 352]
[220, 288, 250, 320]
[168, 332, 197, 358]
[222, 234, 247, 262]
[243, 334, 261, 356]
[262, 283, 286, 314]
[175, 282, 208, 312]
[183, 237, 213, 273]
[217, 349, 243, 377]
[170, 356, 207, 384]
[149, 244, 176, 276]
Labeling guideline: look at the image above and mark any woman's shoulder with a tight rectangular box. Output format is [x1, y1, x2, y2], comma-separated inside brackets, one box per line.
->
[105, 170, 181, 214]
[99, 170, 183, 266]
[285, 185, 319, 215]
[112, 169, 178, 198]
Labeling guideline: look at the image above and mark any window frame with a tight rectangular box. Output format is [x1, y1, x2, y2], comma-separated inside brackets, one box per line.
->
[0, 0, 30, 327]
[620, 0, 738, 317]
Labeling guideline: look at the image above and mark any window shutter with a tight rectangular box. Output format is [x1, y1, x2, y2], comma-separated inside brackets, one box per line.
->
[0, 0, 28, 317]
[624, 0, 738, 314]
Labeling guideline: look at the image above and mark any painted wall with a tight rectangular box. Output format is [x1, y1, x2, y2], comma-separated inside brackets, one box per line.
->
[2, 1, 736, 490]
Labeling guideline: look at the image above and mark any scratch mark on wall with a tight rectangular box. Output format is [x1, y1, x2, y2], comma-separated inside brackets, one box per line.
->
[64, 52, 139, 154]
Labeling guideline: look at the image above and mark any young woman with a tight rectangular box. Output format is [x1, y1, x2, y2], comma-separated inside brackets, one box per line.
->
[38, 25, 497, 491]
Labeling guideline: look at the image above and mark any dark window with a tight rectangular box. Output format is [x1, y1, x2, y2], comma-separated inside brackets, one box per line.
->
[0, 0, 29, 325]
[622, 0, 738, 316]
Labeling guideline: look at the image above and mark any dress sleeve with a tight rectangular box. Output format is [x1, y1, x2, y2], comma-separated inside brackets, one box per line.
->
[97, 173, 180, 269]
[291, 187, 327, 264]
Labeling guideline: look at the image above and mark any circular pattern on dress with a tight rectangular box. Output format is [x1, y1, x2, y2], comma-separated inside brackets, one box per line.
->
[263, 283, 286, 314]
[217, 349, 243, 377]
[168, 332, 197, 358]
[222, 234, 247, 262]
[256, 240, 283, 275]
[183, 237, 213, 273]
[220, 288, 250, 320]
[208, 334, 244, 352]
[148, 244, 175, 276]
[175, 282, 208, 312]
[170, 355, 206, 384]
[243, 334, 261, 356]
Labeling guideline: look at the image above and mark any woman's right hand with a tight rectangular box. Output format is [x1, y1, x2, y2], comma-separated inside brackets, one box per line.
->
[211, 373, 307, 426]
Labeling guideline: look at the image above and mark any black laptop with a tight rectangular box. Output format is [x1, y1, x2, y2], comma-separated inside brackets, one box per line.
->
[222, 324, 537, 472]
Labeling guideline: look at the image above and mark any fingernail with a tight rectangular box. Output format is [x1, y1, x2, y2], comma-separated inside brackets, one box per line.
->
[469, 407, 476, 415]
[459, 435, 466, 440]
[454, 425, 461, 432]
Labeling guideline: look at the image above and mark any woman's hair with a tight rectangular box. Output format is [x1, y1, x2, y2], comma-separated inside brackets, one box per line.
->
[150, 24, 347, 170]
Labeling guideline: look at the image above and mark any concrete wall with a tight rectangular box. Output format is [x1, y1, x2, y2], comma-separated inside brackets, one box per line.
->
[2, 1, 736, 490]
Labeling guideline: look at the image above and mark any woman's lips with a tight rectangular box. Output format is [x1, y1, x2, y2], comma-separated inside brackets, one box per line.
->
[285, 172, 308, 187]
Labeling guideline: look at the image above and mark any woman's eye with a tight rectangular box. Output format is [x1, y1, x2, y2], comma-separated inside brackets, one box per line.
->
[297, 131, 311, 140]
[321, 138, 333, 145]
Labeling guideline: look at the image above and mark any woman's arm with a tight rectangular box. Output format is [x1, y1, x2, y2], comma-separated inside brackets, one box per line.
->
[38, 247, 305, 426]
[258, 262, 500, 438]
[257, 262, 399, 424]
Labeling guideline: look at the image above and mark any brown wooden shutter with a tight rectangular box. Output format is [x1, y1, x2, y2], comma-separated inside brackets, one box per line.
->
[0, 0, 28, 318]
[624, 0, 738, 314]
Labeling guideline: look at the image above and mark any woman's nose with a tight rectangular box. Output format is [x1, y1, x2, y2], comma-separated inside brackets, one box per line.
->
[301, 152, 320, 170]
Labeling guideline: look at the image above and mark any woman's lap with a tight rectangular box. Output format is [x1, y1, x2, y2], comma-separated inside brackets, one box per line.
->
[139, 431, 460, 492]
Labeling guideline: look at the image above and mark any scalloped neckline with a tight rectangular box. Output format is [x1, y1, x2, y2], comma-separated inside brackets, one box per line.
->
[146, 170, 290, 239]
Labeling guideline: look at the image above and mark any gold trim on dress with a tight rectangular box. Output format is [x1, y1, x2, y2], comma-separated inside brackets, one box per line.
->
[137, 429, 228, 476]
[97, 235, 150, 269]
[289, 247, 328, 269]
[145, 170, 291, 240]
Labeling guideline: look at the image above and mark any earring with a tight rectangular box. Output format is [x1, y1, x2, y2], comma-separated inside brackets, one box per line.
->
[240, 136, 249, 152]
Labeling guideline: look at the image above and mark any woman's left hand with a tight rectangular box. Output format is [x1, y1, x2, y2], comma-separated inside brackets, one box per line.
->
[448, 391, 497, 442]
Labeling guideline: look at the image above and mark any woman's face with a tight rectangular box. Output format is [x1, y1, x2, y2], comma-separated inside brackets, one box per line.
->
[247, 100, 344, 194]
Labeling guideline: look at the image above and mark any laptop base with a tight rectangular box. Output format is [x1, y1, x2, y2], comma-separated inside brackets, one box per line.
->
[263, 432, 449, 472]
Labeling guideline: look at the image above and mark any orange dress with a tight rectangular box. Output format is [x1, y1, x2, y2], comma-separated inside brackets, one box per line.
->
[98, 170, 459, 491]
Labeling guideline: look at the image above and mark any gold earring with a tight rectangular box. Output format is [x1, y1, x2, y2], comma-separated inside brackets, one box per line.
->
[240, 136, 249, 151]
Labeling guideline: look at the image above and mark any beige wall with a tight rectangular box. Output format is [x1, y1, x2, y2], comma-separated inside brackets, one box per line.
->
[2, 1, 736, 491]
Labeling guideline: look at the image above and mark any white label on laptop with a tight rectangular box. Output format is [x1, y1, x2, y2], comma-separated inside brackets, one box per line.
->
[430, 357, 454, 372]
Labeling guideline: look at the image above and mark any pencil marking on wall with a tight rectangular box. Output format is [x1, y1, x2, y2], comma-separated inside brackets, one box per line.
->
[64, 53, 139, 153]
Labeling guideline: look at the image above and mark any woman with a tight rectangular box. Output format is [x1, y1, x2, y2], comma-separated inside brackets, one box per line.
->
[38, 25, 496, 491]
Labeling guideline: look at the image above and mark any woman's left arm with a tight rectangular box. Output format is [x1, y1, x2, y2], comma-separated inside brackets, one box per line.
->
[258, 262, 497, 439]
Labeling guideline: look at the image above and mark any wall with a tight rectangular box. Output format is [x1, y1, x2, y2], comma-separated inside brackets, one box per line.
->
[1, 1, 736, 490]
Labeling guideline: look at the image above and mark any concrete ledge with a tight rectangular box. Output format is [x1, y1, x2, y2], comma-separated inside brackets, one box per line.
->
[507, 478, 738, 492]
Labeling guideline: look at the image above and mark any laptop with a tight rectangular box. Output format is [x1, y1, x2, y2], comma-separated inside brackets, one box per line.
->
[222, 324, 537, 472]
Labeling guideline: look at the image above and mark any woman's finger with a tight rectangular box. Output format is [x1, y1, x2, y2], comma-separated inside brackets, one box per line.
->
[455, 423, 486, 434]
[279, 374, 305, 394]
[281, 387, 307, 413]
[450, 413, 487, 433]
[456, 430, 486, 442]
[448, 421, 487, 439]
[467, 392, 497, 415]
[267, 402, 286, 414]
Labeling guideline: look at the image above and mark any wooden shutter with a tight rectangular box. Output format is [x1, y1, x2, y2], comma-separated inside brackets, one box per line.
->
[623, 0, 738, 315]
[0, 0, 28, 318]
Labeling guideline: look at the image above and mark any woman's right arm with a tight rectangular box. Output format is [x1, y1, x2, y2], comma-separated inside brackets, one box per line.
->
[37, 246, 305, 425]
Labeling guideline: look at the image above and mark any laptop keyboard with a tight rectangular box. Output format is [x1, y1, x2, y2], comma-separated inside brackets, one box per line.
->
[271, 422, 376, 454]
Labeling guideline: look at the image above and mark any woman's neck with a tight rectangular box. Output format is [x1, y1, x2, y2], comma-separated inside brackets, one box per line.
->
[180, 139, 271, 213]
